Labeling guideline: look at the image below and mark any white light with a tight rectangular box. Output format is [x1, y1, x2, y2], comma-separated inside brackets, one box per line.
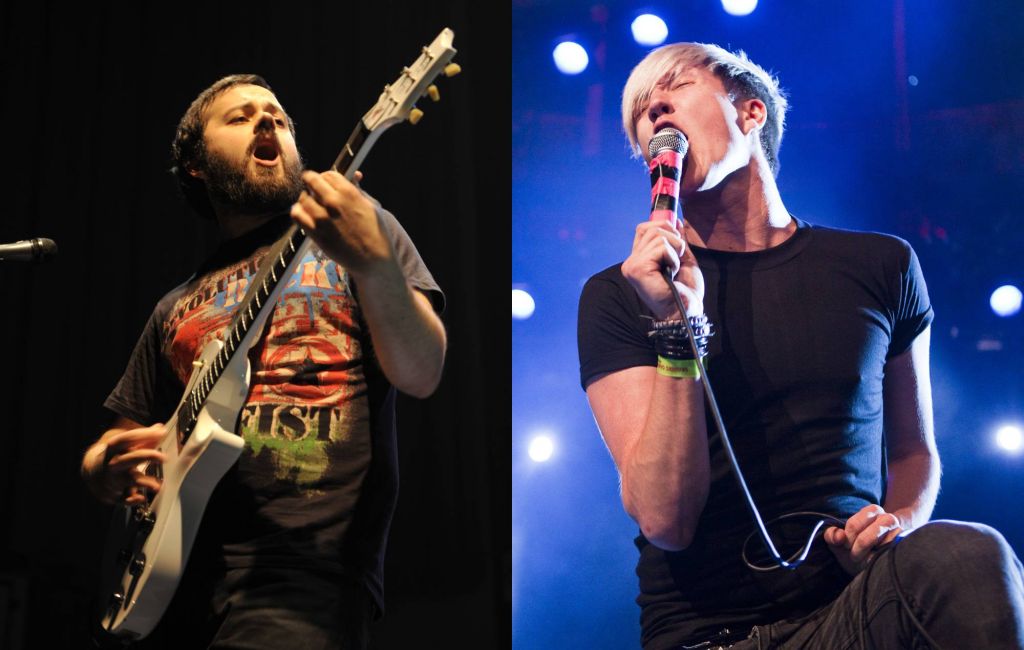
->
[996, 425, 1024, 454]
[512, 289, 536, 320]
[553, 41, 589, 75]
[631, 14, 669, 46]
[528, 435, 555, 462]
[990, 285, 1022, 317]
[721, 0, 758, 16]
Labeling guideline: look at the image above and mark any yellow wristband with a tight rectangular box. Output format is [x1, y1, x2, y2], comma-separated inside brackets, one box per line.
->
[656, 356, 700, 378]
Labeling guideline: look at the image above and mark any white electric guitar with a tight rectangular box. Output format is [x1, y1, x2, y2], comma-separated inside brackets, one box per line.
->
[97, 28, 458, 641]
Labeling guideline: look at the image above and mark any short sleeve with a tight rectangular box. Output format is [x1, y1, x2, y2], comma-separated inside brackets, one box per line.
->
[104, 303, 184, 425]
[577, 269, 657, 391]
[376, 205, 445, 314]
[888, 240, 934, 358]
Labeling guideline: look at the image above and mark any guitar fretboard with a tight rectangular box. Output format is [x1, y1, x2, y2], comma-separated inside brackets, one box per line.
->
[175, 223, 304, 439]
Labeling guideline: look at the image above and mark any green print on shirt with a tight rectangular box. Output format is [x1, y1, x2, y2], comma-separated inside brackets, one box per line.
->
[237, 400, 369, 488]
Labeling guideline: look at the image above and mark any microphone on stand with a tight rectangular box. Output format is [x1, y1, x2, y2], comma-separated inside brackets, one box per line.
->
[647, 128, 688, 228]
[0, 238, 58, 263]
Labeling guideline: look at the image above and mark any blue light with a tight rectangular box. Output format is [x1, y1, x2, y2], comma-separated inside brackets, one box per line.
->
[512, 288, 536, 320]
[553, 41, 589, 75]
[528, 435, 555, 462]
[990, 284, 1022, 317]
[995, 425, 1024, 454]
[631, 14, 669, 46]
[721, 0, 758, 16]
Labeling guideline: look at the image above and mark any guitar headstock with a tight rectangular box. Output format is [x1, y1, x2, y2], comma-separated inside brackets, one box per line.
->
[362, 27, 459, 133]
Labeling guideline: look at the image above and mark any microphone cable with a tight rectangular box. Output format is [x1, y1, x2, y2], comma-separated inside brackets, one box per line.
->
[660, 266, 834, 571]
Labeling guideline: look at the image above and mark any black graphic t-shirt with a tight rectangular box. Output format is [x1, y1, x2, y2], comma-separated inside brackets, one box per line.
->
[105, 206, 443, 615]
[578, 218, 933, 648]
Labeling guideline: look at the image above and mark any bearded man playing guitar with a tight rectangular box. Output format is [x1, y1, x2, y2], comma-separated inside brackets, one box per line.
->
[80, 72, 446, 649]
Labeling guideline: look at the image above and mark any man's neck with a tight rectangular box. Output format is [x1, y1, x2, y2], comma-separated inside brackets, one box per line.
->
[214, 209, 283, 240]
[681, 160, 794, 252]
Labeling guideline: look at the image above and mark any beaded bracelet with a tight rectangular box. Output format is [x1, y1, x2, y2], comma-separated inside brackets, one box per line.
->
[648, 315, 714, 360]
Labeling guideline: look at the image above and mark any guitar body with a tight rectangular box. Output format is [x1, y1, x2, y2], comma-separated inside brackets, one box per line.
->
[99, 340, 247, 639]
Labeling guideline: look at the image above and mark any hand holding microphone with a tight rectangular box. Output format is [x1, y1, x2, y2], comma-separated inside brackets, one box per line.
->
[621, 128, 704, 320]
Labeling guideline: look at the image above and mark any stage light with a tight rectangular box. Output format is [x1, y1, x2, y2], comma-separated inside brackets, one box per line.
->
[631, 14, 668, 46]
[721, 0, 758, 16]
[553, 41, 589, 75]
[990, 285, 1022, 317]
[513, 288, 536, 320]
[995, 425, 1024, 454]
[528, 435, 555, 462]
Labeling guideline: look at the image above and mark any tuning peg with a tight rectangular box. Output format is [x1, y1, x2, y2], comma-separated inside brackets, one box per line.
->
[443, 63, 461, 77]
[409, 108, 424, 125]
[427, 85, 440, 102]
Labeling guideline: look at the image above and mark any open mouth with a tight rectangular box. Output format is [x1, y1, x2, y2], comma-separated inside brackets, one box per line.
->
[653, 121, 685, 137]
[252, 138, 280, 165]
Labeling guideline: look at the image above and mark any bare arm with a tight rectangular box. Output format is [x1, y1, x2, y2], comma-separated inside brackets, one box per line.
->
[583, 220, 709, 551]
[824, 327, 940, 570]
[587, 366, 709, 551]
[348, 265, 447, 399]
[881, 326, 940, 529]
[291, 170, 446, 398]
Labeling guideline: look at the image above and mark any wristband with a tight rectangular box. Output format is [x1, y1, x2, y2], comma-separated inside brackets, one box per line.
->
[656, 355, 700, 378]
[649, 315, 714, 360]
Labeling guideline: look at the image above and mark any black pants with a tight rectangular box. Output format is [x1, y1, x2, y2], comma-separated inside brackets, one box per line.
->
[715, 521, 1024, 649]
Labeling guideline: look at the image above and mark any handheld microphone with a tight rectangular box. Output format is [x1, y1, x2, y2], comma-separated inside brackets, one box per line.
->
[0, 238, 59, 262]
[648, 128, 688, 228]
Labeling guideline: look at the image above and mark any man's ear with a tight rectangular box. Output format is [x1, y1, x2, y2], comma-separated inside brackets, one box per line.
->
[738, 98, 767, 136]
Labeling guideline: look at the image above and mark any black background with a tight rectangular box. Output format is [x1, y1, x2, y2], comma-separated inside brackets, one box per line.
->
[0, 2, 509, 648]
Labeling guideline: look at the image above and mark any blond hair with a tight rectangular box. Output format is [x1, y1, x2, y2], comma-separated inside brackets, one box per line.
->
[621, 43, 788, 176]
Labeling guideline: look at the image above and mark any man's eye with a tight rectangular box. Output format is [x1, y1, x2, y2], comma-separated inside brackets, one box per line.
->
[275, 118, 286, 127]
[230, 116, 247, 123]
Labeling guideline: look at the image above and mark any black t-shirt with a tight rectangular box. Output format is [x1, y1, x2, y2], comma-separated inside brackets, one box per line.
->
[577, 218, 933, 648]
[105, 207, 443, 616]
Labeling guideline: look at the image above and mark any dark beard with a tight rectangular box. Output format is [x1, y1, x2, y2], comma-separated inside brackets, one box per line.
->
[202, 143, 304, 216]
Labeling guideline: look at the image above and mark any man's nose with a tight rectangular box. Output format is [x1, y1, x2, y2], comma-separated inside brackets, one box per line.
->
[254, 112, 275, 133]
[648, 97, 673, 122]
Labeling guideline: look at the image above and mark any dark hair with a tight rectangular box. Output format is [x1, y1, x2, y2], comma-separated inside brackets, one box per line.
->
[170, 74, 297, 220]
